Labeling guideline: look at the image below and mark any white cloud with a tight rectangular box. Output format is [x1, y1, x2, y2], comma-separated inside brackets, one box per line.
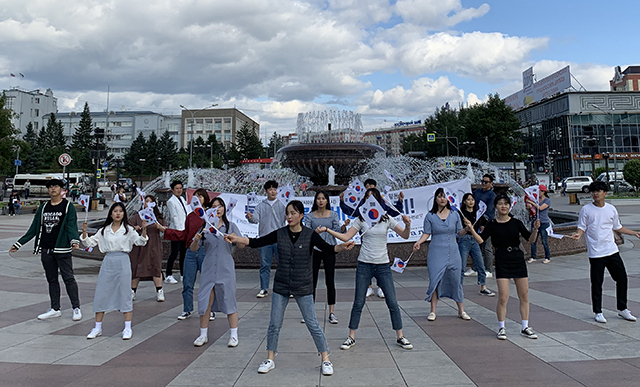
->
[395, 0, 490, 28]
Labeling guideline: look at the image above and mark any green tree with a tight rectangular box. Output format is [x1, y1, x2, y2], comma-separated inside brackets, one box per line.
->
[124, 132, 147, 174]
[236, 122, 263, 160]
[0, 93, 20, 175]
[157, 130, 179, 171]
[144, 131, 159, 175]
[22, 122, 40, 173]
[623, 160, 640, 190]
[70, 102, 94, 172]
[401, 133, 426, 155]
[266, 131, 283, 158]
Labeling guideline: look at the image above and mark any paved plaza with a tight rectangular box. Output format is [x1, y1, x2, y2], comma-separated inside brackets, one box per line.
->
[1, 195, 640, 386]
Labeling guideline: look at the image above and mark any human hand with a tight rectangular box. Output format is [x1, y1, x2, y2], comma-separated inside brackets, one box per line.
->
[141, 220, 148, 229]
[155, 224, 166, 233]
[245, 212, 252, 220]
[463, 218, 472, 228]
[343, 241, 355, 250]
[72, 243, 79, 250]
[398, 191, 404, 201]
[413, 241, 421, 252]
[317, 226, 327, 233]
[571, 232, 581, 240]
[401, 214, 411, 226]
[533, 219, 540, 230]
[343, 219, 350, 226]
[9, 246, 18, 253]
[134, 225, 141, 231]
[82, 222, 88, 232]
[193, 232, 203, 242]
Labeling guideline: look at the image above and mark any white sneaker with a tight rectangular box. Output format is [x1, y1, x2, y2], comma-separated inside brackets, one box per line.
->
[193, 335, 208, 347]
[209, 312, 216, 321]
[595, 313, 607, 323]
[177, 312, 191, 320]
[72, 308, 82, 321]
[38, 309, 62, 320]
[86, 328, 102, 339]
[228, 336, 239, 347]
[131, 289, 136, 301]
[322, 360, 334, 376]
[463, 268, 478, 277]
[377, 287, 385, 298]
[258, 359, 275, 374]
[618, 309, 637, 322]
[485, 271, 493, 278]
[122, 328, 132, 340]
[366, 287, 374, 297]
[527, 258, 536, 264]
[256, 289, 268, 298]
[156, 289, 165, 302]
[164, 275, 178, 284]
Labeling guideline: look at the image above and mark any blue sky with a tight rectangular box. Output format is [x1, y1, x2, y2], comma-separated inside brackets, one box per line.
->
[0, 0, 637, 139]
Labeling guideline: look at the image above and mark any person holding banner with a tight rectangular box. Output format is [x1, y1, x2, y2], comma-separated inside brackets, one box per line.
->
[464, 193, 541, 340]
[129, 195, 167, 302]
[191, 197, 243, 348]
[458, 193, 494, 297]
[246, 180, 286, 298]
[526, 185, 551, 264]
[225, 200, 355, 375]
[81, 202, 148, 340]
[321, 188, 414, 351]
[161, 188, 210, 320]
[413, 187, 470, 321]
[10, 178, 82, 321]
[304, 190, 348, 324]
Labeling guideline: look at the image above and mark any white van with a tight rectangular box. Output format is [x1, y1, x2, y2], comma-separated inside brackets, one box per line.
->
[564, 176, 593, 193]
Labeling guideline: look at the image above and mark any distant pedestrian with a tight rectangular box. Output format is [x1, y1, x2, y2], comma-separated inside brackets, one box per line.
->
[527, 185, 551, 264]
[81, 202, 148, 340]
[164, 180, 191, 284]
[9, 178, 82, 321]
[23, 180, 31, 199]
[471, 174, 496, 277]
[571, 181, 640, 324]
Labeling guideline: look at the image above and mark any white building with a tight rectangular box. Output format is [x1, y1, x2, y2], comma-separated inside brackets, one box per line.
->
[3, 87, 58, 135]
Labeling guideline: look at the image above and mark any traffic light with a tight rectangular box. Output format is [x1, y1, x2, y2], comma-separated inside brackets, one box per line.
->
[94, 128, 105, 140]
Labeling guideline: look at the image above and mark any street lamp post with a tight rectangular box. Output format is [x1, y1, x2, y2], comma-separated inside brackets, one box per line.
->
[180, 104, 218, 168]
[462, 141, 475, 157]
[139, 158, 145, 189]
[513, 153, 518, 181]
[589, 104, 618, 193]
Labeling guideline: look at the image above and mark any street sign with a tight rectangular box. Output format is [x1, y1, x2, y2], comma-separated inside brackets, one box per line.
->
[14, 159, 21, 166]
[58, 153, 72, 166]
[96, 169, 102, 178]
[427, 133, 436, 142]
[102, 161, 109, 168]
[444, 160, 453, 169]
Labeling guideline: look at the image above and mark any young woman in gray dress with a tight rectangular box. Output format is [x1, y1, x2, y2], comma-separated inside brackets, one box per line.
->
[192, 197, 244, 347]
[81, 202, 148, 340]
[303, 190, 348, 324]
[413, 187, 470, 322]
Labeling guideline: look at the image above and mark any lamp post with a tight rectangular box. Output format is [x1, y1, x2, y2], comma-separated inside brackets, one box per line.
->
[513, 153, 518, 181]
[589, 104, 618, 193]
[485, 136, 491, 163]
[139, 158, 145, 189]
[180, 103, 218, 168]
[602, 152, 610, 183]
[462, 141, 475, 157]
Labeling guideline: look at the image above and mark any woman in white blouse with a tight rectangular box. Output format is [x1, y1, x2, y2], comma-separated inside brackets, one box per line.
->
[81, 202, 148, 340]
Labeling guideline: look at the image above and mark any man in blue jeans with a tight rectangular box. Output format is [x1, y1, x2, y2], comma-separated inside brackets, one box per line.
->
[246, 180, 285, 298]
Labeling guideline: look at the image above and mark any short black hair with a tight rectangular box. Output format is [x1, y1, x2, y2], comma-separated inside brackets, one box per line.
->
[589, 181, 608, 192]
[264, 180, 278, 190]
[364, 178, 377, 187]
[170, 180, 183, 190]
[483, 174, 494, 182]
[494, 192, 510, 207]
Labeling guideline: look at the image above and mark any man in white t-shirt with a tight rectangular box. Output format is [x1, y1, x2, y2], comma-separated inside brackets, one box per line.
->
[572, 181, 640, 323]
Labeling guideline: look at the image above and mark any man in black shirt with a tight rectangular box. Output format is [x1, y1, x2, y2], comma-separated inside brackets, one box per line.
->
[10, 178, 82, 321]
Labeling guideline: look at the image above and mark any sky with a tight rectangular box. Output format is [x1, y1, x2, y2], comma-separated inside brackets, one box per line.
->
[1, 0, 638, 143]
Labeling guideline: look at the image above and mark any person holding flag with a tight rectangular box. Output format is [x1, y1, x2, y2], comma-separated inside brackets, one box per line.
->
[161, 189, 211, 320]
[526, 185, 551, 264]
[457, 193, 494, 297]
[464, 193, 541, 340]
[225, 200, 355, 375]
[413, 187, 471, 322]
[164, 180, 191, 284]
[471, 174, 496, 278]
[129, 195, 167, 302]
[320, 188, 414, 352]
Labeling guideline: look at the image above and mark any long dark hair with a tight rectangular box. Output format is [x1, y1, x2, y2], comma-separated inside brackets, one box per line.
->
[311, 190, 330, 212]
[459, 192, 476, 223]
[430, 187, 451, 214]
[357, 188, 389, 223]
[145, 194, 164, 221]
[210, 197, 230, 231]
[101, 202, 129, 236]
[193, 188, 211, 208]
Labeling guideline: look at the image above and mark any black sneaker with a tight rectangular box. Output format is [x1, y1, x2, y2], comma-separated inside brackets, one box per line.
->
[340, 336, 356, 350]
[480, 288, 495, 297]
[521, 327, 538, 339]
[497, 327, 507, 340]
[396, 336, 413, 349]
[177, 312, 191, 320]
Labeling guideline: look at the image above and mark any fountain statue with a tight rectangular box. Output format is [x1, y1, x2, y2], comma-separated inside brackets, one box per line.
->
[328, 166, 336, 186]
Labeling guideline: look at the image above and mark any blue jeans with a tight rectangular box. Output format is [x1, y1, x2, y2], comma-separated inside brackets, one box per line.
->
[267, 292, 329, 354]
[14, 203, 21, 215]
[458, 234, 486, 285]
[259, 244, 278, 291]
[182, 246, 205, 313]
[349, 262, 403, 331]
[531, 222, 550, 260]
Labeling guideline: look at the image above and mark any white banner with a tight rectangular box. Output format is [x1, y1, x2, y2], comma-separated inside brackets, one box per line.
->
[219, 179, 472, 244]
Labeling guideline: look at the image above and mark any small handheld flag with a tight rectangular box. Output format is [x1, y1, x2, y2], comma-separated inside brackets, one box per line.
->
[136, 188, 145, 208]
[511, 195, 519, 209]
[78, 194, 90, 222]
[277, 184, 295, 205]
[391, 252, 414, 273]
[384, 169, 396, 183]
[138, 207, 157, 226]
[524, 185, 540, 205]
[227, 197, 238, 214]
[246, 192, 258, 214]
[189, 196, 206, 218]
[358, 197, 385, 228]
[205, 207, 220, 226]
[349, 178, 364, 194]
[444, 188, 460, 211]
[343, 187, 364, 211]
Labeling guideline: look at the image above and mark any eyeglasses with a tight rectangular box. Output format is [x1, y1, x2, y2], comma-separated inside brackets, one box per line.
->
[481, 180, 491, 184]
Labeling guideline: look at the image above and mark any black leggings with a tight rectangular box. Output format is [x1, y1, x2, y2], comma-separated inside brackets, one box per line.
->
[312, 249, 336, 305]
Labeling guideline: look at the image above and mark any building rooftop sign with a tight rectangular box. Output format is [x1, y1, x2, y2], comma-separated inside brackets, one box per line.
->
[504, 66, 572, 110]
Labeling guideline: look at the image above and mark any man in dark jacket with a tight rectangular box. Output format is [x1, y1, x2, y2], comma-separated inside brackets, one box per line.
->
[10, 178, 82, 321]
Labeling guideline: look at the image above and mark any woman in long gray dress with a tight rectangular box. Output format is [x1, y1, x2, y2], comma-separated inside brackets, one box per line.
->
[413, 187, 470, 321]
[192, 197, 244, 348]
[303, 190, 348, 324]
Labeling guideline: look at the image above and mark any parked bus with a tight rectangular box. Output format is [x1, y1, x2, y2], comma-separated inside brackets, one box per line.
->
[13, 173, 93, 197]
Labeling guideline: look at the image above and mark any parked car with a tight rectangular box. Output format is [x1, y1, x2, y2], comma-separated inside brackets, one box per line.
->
[596, 172, 625, 182]
[609, 180, 636, 192]
[564, 176, 593, 193]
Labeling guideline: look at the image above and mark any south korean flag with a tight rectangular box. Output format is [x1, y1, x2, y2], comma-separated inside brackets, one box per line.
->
[343, 187, 364, 211]
[138, 207, 158, 226]
[358, 197, 385, 228]
[189, 195, 206, 219]
[277, 184, 295, 205]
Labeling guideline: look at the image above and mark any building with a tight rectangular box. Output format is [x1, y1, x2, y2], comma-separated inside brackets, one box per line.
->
[44, 111, 182, 157]
[363, 121, 424, 156]
[515, 91, 640, 179]
[3, 87, 57, 135]
[181, 108, 259, 149]
[610, 66, 640, 92]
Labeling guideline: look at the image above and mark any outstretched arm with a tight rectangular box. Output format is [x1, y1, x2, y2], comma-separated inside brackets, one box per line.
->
[392, 215, 411, 239]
